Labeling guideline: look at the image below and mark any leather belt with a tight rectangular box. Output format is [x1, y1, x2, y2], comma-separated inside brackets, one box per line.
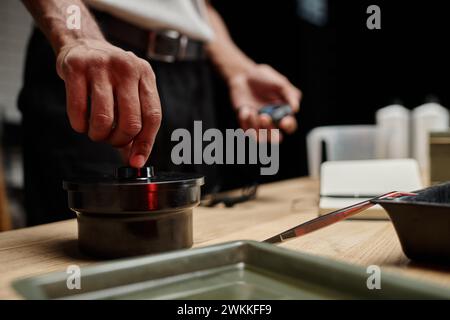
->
[93, 10, 206, 63]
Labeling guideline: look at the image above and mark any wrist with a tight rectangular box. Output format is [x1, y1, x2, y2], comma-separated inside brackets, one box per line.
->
[55, 33, 105, 55]
[42, 11, 105, 54]
[207, 44, 257, 85]
[222, 60, 256, 86]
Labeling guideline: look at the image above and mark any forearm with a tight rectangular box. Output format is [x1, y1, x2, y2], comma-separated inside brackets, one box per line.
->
[205, 2, 256, 83]
[21, 0, 104, 53]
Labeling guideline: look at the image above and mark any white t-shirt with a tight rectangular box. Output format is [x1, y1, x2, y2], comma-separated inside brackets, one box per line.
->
[85, 0, 214, 41]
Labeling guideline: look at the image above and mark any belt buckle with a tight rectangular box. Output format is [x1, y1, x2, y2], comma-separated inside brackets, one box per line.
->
[147, 30, 189, 63]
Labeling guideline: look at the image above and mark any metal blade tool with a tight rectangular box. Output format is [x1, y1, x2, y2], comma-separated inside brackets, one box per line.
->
[263, 191, 417, 244]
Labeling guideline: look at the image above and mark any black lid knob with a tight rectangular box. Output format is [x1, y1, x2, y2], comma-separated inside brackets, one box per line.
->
[115, 166, 154, 180]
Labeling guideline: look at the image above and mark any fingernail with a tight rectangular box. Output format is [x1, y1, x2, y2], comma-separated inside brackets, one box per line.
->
[131, 154, 146, 168]
[280, 117, 296, 133]
[259, 114, 272, 127]
[271, 129, 281, 143]
[240, 107, 250, 121]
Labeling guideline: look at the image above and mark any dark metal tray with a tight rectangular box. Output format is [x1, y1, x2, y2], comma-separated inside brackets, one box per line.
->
[12, 241, 450, 299]
[373, 182, 450, 263]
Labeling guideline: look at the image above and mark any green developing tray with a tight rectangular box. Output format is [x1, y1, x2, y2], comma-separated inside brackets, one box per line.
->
[12, 240, 450, 299]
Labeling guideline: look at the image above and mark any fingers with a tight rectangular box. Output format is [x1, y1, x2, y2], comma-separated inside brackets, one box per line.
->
[260, 80, 300, 137]
[129, 67, 162, 168]
[280, 84, 302, 113]
[118, 143, 133, 163]
[65, 73, 88, 133]
[88, 73, 114, 141]
[279, 115, 297, 134]
[238, 107, 258, 140]
[258, 113, 282, 143]
[57, 42, 162, 167]
[258, 112, 296, 140]
[107, 80, 142, 148]
[238, 106, 258, 131]
[258, 113, 272, 129]
[277, 83, 300, 135]
[231, 64, 301, 140]
[236, 106, 283, 143]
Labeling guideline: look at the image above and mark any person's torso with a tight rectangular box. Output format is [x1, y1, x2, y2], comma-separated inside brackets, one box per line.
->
[85, 0, 213, 41]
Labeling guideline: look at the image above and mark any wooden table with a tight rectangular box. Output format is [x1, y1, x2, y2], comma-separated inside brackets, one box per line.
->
[1, 177, 449, 299]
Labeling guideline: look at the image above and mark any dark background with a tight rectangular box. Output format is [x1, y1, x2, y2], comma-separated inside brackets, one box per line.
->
[211, 0, 450, 189]
[1, 0, 449, 227]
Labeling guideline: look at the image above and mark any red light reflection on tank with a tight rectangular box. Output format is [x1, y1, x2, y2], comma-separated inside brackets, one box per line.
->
[146, 183, 159, 210]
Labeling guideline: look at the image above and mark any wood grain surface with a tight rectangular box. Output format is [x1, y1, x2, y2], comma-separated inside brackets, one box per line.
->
[1, 177, 449, 299]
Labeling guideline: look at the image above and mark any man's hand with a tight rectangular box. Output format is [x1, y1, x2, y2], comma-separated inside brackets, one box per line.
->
[56, 39, 162, 168]
[228, 64, 301, 142]
[22, 0, 162, 168]
[205, 3, 302, 142]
